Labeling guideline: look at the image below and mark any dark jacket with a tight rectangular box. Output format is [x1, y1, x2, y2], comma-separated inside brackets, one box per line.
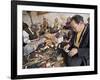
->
[71, 25, 89, 65]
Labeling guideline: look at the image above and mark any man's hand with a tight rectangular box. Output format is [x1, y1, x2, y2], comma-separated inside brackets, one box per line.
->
[64, 44, 70, 49]
[69, 48, 78, 57]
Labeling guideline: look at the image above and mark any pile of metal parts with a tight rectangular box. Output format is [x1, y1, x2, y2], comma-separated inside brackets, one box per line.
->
[23, 29, 72, 69]
[23, 47, 64, 68]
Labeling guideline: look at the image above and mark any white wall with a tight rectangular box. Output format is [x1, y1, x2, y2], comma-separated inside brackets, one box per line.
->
[0, 0, 99, 80]
[23, 11, 89, 27]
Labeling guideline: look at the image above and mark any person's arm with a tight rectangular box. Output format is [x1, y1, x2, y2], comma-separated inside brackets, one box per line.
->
[70, 29, 89, 57]
[78, 31, 89, 57]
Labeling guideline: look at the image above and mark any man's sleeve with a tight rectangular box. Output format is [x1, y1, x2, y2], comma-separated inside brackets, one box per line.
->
[78, 28, 89, 57]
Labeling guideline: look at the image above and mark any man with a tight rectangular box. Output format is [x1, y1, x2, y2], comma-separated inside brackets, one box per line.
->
[23, 23, 37, 62]
[64, 17, 71, 29]
[42, 18, 49, 32]
[50, 17, 61, 33]
[23, 23, 37, 47]
[23, 23, 31, 46]
[39, 18, 49, 35]
[64, 15, 89, 66]
[53, 18, 60, 30]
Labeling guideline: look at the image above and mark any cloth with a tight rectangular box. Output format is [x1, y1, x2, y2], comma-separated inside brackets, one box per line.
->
[23, 30, 31, 44]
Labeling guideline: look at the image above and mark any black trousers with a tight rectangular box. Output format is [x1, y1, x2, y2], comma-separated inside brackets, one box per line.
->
[64, 54, 89, 66]
[66, 55, 82, 66]
[57, 48, 89, 66]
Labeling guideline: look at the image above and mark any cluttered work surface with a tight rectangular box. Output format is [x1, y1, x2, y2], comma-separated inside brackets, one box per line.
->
[23, 29, 71, 69]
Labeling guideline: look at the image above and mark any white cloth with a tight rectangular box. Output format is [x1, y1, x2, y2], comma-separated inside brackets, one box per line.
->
[23, 30, 32, 56]
[23, 30, 31, 44]
[23, 38, 45, 56]
[24, 44, 35, 56]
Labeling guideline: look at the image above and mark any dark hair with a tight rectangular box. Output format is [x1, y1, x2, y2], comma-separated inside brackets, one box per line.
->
[71, 15, 84, 24]
[23, 22, 29, 30]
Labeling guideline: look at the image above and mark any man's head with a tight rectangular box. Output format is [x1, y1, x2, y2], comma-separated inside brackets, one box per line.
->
[55, 17, 58, 22]
[67, 17, 71, 23]
[43, 17, 46, 22]
[23, 22, 29, 30]
[70, 15, 84, 32]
